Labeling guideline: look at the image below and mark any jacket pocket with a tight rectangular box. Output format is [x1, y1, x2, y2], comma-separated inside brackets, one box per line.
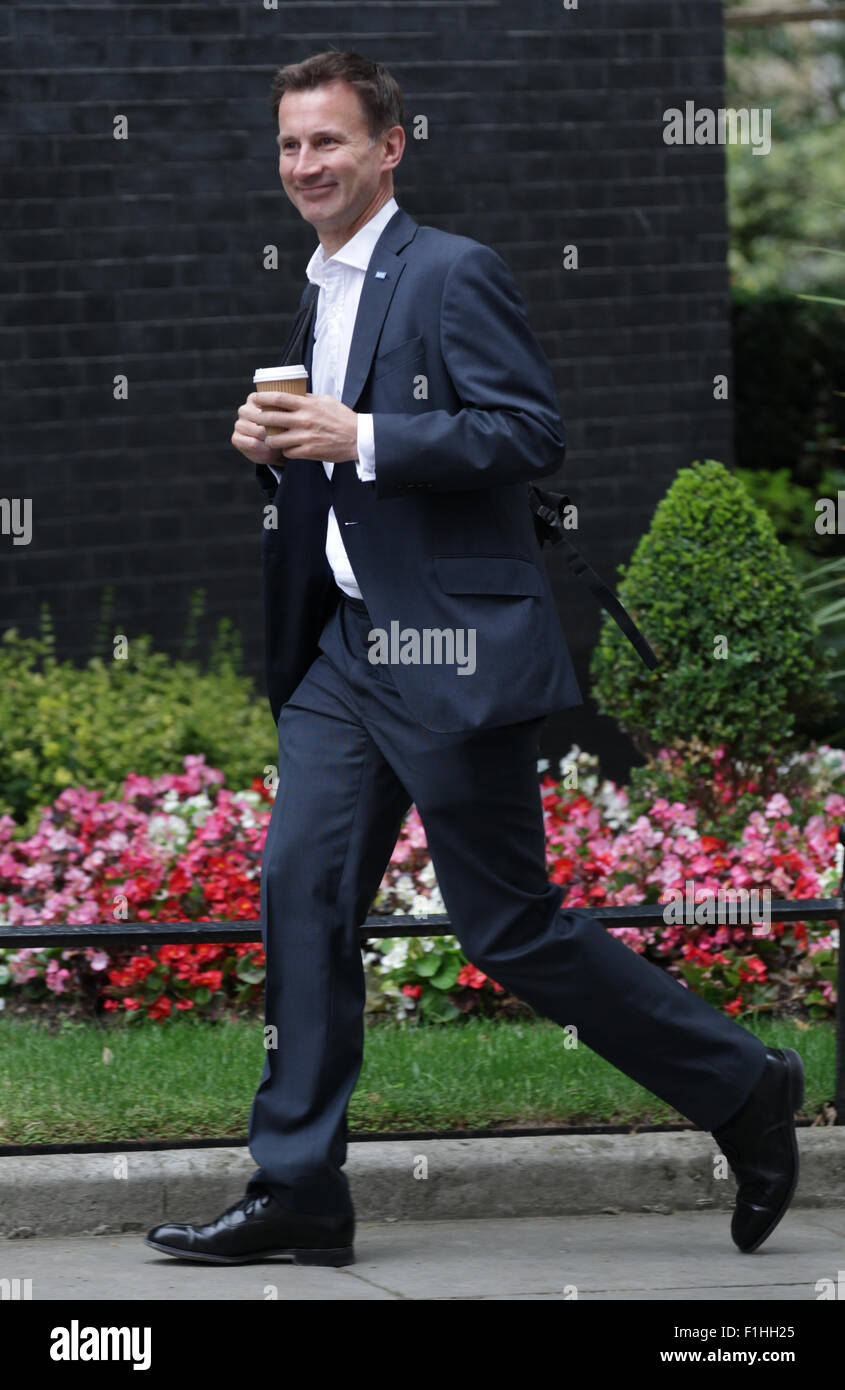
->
[433, 555, 544, 597]
[372, 334, 425, 380]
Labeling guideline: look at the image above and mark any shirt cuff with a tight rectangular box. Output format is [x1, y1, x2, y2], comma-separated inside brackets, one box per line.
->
[355, 414, 376, 482]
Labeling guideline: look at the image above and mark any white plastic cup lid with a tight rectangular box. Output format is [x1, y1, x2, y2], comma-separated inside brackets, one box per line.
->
[253, 365, 307, 382]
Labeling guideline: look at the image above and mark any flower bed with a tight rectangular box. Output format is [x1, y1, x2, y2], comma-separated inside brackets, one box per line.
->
[0, 746, 841, 1025]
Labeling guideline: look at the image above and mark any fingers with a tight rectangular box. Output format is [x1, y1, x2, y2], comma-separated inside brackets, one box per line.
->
[250, 390, 302, 409]
[231, 392, 315, 460]
[241, 393, 304, 430]
[235, 414, 267, 443]
[231, 425, 269, 457]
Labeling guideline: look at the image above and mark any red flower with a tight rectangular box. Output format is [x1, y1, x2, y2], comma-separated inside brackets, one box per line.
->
[457, 964, 487, 990]
[127, 954, 157, 980]
[699, 835, 725, 852]
[401, 984, 422, 998]
[738, 957, 767, 982]
[549, 858, 574, 884]
[167, 866, 193, 896]
[190, 969, 223, 991]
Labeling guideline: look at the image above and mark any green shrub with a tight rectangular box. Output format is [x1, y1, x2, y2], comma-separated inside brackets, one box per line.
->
[733, 463, 845, 575]
[589, 459, 837, 786]
[0, 605, 276, 835]
[732, 288, 845, 483]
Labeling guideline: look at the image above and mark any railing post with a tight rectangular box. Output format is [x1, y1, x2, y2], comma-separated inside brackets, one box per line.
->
[836, 825, 845, 1124]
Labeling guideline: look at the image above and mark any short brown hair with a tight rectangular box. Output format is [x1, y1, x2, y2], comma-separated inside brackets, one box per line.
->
[269, 50, 405, 144]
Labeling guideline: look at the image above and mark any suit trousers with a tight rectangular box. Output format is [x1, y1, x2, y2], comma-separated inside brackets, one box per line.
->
[246, 592, 770, 1218]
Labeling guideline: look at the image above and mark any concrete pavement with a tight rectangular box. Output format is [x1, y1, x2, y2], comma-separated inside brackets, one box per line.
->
[1, 1209, 844, 1300]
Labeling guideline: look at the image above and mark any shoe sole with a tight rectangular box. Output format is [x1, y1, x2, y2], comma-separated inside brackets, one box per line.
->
[144, 1237, 355, 1268]
[736, 1047, 804, 1255]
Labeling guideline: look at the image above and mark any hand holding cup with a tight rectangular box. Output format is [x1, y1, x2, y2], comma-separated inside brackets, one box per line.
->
[231, 365, 308, 468]
[233, 365, 360, 465]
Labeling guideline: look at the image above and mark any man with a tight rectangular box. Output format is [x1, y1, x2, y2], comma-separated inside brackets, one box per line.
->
[146, 50, 803, 1269]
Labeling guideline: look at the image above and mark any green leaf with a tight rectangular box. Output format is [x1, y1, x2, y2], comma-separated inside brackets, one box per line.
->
[430, 960, 461, 991]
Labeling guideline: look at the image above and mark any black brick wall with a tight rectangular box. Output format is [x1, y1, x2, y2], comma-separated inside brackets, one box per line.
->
[1, 0, 733, 783]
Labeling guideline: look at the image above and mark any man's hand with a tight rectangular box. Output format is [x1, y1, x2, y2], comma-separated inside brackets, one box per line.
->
[234, 391, 359, 465]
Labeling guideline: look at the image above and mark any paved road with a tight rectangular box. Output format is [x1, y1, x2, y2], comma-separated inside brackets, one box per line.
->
[2, 1208, 843, 1300]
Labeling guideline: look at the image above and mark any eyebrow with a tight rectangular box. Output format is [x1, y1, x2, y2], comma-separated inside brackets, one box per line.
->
[276, 129, 343, 145]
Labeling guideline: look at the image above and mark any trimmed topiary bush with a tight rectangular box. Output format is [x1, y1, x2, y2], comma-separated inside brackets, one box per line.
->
[589, 459, 837, 795]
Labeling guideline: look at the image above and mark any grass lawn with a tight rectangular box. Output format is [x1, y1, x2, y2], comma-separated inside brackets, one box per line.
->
[0, 1012, 834, 1146]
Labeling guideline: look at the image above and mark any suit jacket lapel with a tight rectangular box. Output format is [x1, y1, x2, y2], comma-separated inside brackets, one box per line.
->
[340, 249, 406, 409]
[337, 207, 418, 409]
[262, 210, 418, 499]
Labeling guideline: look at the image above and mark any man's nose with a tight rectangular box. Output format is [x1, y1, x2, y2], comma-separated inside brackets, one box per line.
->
[291, 150, 323, 182]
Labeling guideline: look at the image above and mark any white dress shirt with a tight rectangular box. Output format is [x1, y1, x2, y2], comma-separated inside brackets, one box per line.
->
[268, 196, 399, 599]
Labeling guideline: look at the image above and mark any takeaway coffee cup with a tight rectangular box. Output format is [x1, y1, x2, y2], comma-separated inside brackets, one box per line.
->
[253, 365, 308, 437]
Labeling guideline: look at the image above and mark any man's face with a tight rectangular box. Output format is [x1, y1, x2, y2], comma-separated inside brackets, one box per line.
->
[277, 80, 398, 235]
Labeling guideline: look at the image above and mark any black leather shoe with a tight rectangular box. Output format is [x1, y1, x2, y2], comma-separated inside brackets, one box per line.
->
[145, 1190, 355, 1267]
[712, 1046, 804, 1254]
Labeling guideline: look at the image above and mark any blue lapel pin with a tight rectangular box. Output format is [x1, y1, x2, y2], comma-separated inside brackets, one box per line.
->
[374, 270, 387, 279]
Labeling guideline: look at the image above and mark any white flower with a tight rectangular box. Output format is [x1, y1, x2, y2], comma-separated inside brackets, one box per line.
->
[410, 894, 439, 918]
[379, 938, 410, 972]
[559, 745, 581, 777]
[593, 782, 632, 831]
[182, 793, 212, 826]
[146, 814, 190, 850]
[424, 885, 446, 915]
[232, 790, 263, 808]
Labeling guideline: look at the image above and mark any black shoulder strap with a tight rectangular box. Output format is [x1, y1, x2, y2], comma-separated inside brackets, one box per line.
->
[528, 485, 659, 672]
[255, 287, 320, 499]
[280, 284, 319, 366]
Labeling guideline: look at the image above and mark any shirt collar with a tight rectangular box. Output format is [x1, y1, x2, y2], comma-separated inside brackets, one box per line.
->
[305, 196, 399, 285]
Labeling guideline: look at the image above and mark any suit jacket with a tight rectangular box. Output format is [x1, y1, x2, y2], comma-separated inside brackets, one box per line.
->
[255, 205, 583, 733]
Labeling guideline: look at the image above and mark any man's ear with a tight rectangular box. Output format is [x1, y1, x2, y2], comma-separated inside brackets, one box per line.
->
[381, 124, 405, 173]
